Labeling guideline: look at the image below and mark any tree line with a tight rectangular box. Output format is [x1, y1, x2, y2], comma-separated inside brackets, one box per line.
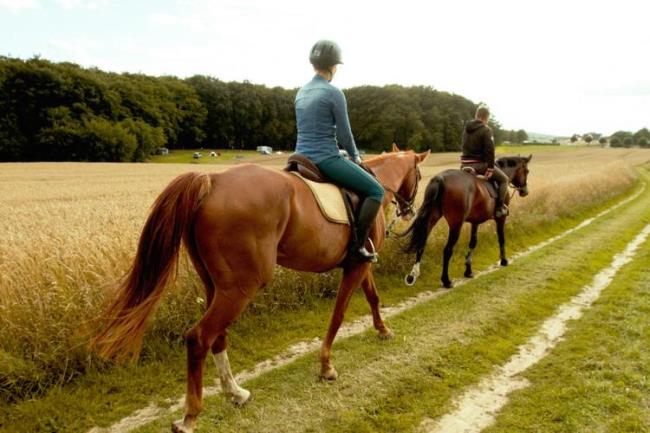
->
[0, 56, 523, 162]
[570, 129, 650, 147]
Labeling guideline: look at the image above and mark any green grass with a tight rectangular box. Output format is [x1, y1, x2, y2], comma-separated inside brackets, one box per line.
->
[485, 238, 650, 432]
[129, 166, 650, 433]
[148, 149, 283, 164]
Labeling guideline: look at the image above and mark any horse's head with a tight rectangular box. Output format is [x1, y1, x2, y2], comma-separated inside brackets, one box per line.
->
[368, 143, 430, 220]
[496, 154, 532, 197]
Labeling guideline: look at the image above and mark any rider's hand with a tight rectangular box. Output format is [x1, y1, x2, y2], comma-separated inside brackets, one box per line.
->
[354, 155, 362, 164]
[485, 168, 494, 179]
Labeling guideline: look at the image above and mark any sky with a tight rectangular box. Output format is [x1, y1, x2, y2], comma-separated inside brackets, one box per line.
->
[1, 0, 649, 136]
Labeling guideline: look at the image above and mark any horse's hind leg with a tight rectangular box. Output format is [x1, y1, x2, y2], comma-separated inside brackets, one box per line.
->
[441, 224, 462, 289]
[186, 241, 216, 306]
[405, 209, 442, 286]
[211, 334, 250, 405]
[361, 271, 393, 339]
[464, 223, 479, 278]
[320, 263, 370, 381]
[172, 292, 252, 433]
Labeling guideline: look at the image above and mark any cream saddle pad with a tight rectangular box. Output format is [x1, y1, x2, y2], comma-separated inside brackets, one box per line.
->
[290, 172, 349, 225]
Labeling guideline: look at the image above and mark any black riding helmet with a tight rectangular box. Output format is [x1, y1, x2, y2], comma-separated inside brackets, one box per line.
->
[309, 40, 343, 69]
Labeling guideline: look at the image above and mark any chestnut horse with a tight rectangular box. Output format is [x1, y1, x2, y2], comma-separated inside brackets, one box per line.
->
[92, 146, 429, 433]
[403, 155, 531, 288]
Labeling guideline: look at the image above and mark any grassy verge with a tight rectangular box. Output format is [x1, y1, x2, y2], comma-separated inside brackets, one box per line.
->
[484, 236, 650, 432]
[128, 166, 650, 433]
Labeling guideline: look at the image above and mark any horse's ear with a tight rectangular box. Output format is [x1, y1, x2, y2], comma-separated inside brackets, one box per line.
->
[526, 154, 533, 162]
[417, 150, 430, 163]
[392, 142, 400, 152]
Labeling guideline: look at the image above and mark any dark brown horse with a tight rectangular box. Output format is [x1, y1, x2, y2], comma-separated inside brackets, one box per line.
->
[403, 155, 531, 288]
[92, 146, 429, 433]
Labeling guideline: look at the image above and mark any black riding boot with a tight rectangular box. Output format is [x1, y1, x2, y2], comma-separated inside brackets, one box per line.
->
[351, 198, 382, 262]
[495, 198, 509, 218]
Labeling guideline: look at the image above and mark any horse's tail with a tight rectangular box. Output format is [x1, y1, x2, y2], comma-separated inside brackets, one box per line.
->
[404, 175, 444, 254]
[91, 172, 212, 361]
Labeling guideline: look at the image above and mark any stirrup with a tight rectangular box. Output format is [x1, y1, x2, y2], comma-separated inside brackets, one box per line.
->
[354, 247, 377, 263]
[495, 205, 509, 218]
[351, 238, 378, 263]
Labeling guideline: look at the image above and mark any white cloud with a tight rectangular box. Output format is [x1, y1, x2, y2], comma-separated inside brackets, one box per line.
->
[0, 0, 40, 13]
[147, 12, 208, 32]
[47, 38, 103, 66]
[53, 0, 108, 10]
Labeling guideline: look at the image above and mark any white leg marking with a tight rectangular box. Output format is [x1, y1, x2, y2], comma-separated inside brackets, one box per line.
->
[213, 351, 251, 405]
[405, 262, 421, 285]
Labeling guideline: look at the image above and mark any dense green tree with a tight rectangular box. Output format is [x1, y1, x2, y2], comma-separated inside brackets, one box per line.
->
[598, 137, 607, 145]
[516, 129, 528, 143]
[610, 130, 634, 148]
[633, 128, 650, 145]
[583, 134, 593, 145]
[346, 85, 475, 152]
[1, 56, 581, 161]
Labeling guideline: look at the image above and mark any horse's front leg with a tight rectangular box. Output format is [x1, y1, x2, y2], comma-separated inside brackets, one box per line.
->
[441, 225, 462, 288]
[464, 223, 479, 278]
[496, 217, 508, 266]
[361, 270, 393, 339]
[320, 263, 370, 381]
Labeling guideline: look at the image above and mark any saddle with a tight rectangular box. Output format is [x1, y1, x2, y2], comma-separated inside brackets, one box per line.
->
[461, 166, 498, 199]
[284, 154, 360, 226]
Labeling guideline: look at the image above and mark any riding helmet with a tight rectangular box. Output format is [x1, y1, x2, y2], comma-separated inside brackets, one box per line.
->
[309, 40, 343, 69]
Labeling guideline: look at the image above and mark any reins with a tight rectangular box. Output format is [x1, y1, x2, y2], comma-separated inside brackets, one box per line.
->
[360, 160, 421, 218]
[508, 184, 519, 202]
[382, 164, 421, 217]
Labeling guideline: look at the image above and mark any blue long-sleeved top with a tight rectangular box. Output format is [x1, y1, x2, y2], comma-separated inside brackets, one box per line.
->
[294, 75, 360, 163]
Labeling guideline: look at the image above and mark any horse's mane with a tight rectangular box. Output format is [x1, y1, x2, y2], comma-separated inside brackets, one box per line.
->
[364, 150, 413, 166]
[496, 155, 528, 169]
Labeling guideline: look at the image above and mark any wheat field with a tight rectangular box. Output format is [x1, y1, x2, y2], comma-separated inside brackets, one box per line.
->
[1, 147, 648, 401]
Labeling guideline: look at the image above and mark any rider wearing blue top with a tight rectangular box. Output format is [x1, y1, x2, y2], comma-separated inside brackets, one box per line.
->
[295, 40, 384, 262]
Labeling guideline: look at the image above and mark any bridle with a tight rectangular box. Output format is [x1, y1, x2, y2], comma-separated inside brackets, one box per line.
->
[507, 163, 528, 201]
[382, 163, 421, 218]
[361, 157, 421, 237]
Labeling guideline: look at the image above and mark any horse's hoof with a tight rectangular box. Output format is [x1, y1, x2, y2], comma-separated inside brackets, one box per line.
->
[172, 420, 193, 433]
[378, 327, 394, 340]
[442, 280, 453, 289]
[320, 366, 338, 381]
[500, 259, 508, 266]
[405, 274, 417, 286]
[464, 270, 473, 278]
[230, 388, 252, 406]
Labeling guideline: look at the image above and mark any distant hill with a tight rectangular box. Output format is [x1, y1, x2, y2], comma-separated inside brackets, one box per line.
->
[526, 132, 560, 143]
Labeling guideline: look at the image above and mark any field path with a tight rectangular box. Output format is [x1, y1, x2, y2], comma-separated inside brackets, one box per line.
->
[90, 171, 650, 433]
[420, 224, 650, 433]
